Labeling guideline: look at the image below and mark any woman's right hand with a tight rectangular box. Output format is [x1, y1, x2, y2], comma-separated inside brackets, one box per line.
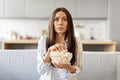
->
[48, 43, 67, 52]
[43, 43, 67, 63]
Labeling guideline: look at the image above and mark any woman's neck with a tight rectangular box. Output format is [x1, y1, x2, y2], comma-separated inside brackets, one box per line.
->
[55, 34, 65, 44]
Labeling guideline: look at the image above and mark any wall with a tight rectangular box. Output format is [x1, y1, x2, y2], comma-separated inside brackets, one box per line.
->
[0, 19, 49, 39]
[0, 19, 108, 49]
[110, 0, 120, 51]
[0, 42, 1, 49]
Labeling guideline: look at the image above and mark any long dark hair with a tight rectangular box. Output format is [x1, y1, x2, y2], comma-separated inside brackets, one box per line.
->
[46, 7, 76, 65]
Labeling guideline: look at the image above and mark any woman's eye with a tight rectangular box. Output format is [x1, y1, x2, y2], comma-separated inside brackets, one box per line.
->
[63, 18, 67, 21]
[54, 18, 67, 22]
[54, 18, 59, 21]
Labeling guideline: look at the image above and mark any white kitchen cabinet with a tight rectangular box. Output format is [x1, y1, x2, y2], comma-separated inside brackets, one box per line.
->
[56, 0, 77, 18]
[5, 0, 25, 17]
[0, 0, 108, 18]
[25, 0, 56, 18]
[0, 0, 4, 17]
[77, 0, 108, 18]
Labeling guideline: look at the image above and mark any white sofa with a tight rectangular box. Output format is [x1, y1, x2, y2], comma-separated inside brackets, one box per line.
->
[0, 50, 120, 80]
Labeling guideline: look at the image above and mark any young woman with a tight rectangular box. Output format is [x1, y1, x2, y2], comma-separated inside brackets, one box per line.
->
[37, 7, 83, 80]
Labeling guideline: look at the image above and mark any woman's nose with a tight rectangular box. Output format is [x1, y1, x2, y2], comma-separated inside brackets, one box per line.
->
[58, 19, 62, 24]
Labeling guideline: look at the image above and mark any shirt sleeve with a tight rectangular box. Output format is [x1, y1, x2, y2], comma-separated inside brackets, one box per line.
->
[67, 37, 83, 79]
[37, 36, 51, 75]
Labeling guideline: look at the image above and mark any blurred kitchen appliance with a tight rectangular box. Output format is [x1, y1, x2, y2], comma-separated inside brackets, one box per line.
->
[40, 29, 47, 36]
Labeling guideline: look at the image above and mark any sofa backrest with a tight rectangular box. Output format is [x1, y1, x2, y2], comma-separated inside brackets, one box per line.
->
[0, 50, 39, 80]
[78, 52, 117, 80]
[0, 50, 119, 80]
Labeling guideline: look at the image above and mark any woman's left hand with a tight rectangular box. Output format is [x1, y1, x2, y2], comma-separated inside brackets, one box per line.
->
[52, 62, 71, 69]
[52, 62, 76, 73]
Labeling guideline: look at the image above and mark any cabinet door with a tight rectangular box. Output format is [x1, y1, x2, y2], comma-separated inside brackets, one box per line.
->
[56, 0, 77, 18]
[25, 0, 56, 18]
[77, 0, 108, 18]
[0, 0, 4, 17]
[5, 0, 25, 17]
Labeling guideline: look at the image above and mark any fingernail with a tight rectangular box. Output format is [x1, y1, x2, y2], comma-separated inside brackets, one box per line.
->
[62, 50, 66, 52]
[66, 49, 68, 51]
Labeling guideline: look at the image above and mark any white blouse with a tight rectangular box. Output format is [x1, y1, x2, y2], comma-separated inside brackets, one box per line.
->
[37, 36, 83, 80]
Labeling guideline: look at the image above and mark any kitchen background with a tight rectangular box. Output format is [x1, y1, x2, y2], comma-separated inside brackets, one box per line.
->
[0, 0, 120, 51]
[0, 19, 108, 40]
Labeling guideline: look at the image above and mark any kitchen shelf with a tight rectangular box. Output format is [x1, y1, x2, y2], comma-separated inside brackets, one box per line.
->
[2, 40, 117, 52]
[82, 40, 117, 52]
[2, 39, 38, 49]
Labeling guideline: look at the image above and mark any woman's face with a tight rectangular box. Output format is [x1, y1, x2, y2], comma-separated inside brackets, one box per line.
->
[54, 11, 68, 35]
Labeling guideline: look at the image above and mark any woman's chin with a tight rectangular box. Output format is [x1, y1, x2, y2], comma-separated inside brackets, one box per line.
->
[56, 31, 65, 34]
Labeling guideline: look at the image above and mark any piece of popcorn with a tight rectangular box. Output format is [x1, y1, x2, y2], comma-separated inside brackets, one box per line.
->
[50, 51, 72, 64]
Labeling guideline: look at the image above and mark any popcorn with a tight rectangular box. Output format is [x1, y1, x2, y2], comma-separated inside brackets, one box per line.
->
[50, 51, 72, 64]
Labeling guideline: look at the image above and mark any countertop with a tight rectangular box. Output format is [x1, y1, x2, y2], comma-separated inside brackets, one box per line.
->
[2, 39, 117, 45]
[2, 40, 117, 51]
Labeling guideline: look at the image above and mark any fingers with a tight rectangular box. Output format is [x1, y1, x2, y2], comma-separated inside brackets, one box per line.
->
[55, 43, 66, 52]
[52, 62, 70, 69]
[48, 43, 67, 52]
[52, 62, 63, 68]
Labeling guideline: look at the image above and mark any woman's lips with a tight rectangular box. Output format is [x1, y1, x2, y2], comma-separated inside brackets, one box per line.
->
[57, 27, 63, 31]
